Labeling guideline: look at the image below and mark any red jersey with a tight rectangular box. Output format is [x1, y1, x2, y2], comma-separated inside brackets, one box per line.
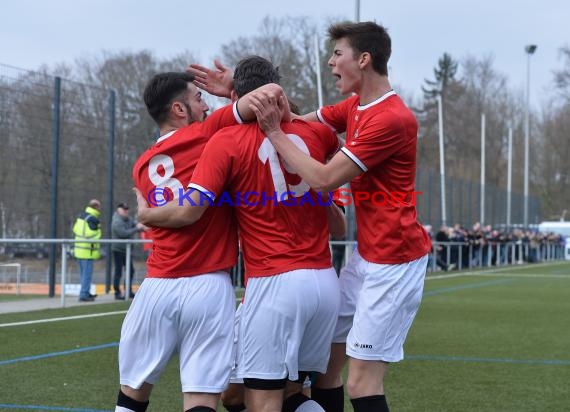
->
[132, 103, 241, 278]
[190, 120, 340, 280]
[318, 92, 431, 264]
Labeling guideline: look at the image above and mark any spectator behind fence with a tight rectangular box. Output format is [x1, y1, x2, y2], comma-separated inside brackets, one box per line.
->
[428, 222, 564, 270]
[111, 202, 147, 300]
[72, 199, 102, 302]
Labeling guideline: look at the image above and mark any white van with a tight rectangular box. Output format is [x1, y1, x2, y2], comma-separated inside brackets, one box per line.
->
[538, 221, 570, 260]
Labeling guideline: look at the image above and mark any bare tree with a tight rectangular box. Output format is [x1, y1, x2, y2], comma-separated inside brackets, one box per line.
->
[218, 16, 344, 114]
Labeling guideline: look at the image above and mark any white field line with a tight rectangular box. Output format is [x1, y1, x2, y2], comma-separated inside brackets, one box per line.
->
[474, 273, 570, 279]
[0, 298, 244, 328]
[0, 310, 127, 328]
[1, 263, 566, 328]
[426, 261, 569, 280]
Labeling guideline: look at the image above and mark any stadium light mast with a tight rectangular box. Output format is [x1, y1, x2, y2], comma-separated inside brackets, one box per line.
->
[507, 126, 513, 228]
[437, 94, 447, 227]
[480, 114, 486, 225]
[314, 34, 323, 108]
[524, 44, 537, 227]
[355, 0, 360, 21]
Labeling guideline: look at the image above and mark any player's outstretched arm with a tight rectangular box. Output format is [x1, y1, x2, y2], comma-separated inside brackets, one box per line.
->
[300, 111, 319, 122]
[249, 91, 360, 192]
[134, 188, 209, 229]
[187, 59, 234, 99]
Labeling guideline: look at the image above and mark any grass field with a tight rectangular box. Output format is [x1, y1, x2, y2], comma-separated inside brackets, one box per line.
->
[1, 261, 569, 411]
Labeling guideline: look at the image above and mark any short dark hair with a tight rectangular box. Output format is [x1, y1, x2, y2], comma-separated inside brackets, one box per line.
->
[233, 56, 280, 97]
[143, 72, 195, 125]
[328, 21, 391, 76]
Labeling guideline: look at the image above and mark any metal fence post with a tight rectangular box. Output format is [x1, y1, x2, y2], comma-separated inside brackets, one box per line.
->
[61, 243, 67, 308]
[125, 243, 132, 299]
[105, 89, 116, 294]
[49, 76, 61, 298]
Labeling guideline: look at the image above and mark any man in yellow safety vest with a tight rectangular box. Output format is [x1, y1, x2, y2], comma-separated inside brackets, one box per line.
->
[72, 199, 102, 302]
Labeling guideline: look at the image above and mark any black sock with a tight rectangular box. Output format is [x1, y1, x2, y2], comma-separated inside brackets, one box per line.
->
[116, 390, 149, 412]
[350, 394, 389, 412]
[224, 404, 247, 412]
[185, 407, 216, 412]
[311, 385, 344, 412]
[282, 392, 310, 412]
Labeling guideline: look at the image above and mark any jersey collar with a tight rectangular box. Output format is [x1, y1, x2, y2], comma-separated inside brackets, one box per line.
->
[156, 130, 176, 143]
[357, 90, 396, 111]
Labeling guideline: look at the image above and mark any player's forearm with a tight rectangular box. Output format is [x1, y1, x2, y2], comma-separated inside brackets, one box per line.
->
[238, 84, 285, 122]
[301, 111, 319, 122]
[137, 201, 200, 229]
[327, 203, 346, 240]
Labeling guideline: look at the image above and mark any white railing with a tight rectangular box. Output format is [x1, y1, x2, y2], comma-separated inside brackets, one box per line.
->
[1, 238, 566, 307]
[0, 238, 151, 307]
[428, 240, 565, 272]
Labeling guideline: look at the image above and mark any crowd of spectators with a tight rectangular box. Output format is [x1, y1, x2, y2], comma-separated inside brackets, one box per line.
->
[424, 222, 566, 271]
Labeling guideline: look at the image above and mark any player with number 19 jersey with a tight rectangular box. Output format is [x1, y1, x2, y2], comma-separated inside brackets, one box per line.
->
[189, 120, 340, 280]
[132, 103, 241, 278]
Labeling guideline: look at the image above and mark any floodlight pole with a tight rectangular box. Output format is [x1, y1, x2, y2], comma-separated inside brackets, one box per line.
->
[524, 44, 537, 227]
[437, 94, 446, 227]
[480, 113, 486, 225]
[507, 126, 513, 228]
[314, 34, 323, 108]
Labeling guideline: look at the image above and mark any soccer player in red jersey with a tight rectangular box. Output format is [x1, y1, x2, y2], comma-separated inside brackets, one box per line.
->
[116, 71, 286, 412]
[136, 57, 344, 412]
[248, 22, 432, 412]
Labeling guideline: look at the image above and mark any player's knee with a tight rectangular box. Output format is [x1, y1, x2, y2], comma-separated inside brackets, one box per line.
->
[346, 376, 384, 399]
[221, 383, 245, 405]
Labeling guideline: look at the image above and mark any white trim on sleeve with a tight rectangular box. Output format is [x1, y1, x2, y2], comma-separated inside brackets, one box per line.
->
[233, 101, 245, 124]
[188, 183, 216, 201]
[340, 147, 367, 172]
[316, 109, 337, 132]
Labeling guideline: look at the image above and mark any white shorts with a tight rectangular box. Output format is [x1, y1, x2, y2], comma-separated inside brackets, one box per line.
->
[119, 272, 235, 393]
[236, 268, 340, 381]
[229, 303, 243, 384]
[333, 250, 428, 362]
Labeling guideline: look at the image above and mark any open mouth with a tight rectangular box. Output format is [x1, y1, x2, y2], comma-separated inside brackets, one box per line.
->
[333, 73, 341, 87]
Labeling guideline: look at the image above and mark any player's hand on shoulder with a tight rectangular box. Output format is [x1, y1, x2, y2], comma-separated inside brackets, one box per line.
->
[249, 90, 290, 134]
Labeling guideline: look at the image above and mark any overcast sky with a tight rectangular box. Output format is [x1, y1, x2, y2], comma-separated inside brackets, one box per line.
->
[1, 0, 567, 107]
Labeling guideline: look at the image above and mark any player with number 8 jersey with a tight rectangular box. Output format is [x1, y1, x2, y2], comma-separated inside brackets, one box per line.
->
[117, 71, 290, 412]
[132, 101, 240, 278]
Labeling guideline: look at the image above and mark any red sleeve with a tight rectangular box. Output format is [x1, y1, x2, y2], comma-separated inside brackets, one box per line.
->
[198, 103, 240, 138]
[189, 130, 239, 199]
[309, 122, 341, 160]
[316, 96, 357, 133]
[341, 112, 407, 171]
